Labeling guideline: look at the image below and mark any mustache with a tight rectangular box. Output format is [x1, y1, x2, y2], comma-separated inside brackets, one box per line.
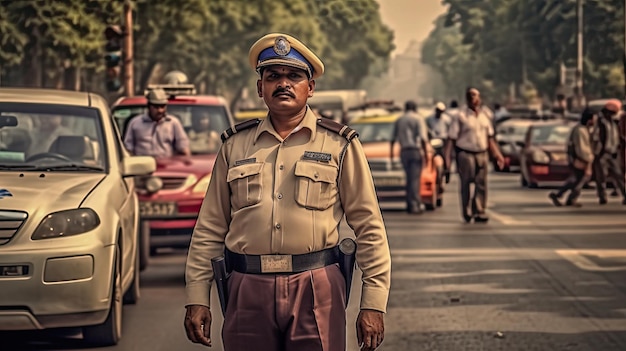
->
[272, 88, 295, 97]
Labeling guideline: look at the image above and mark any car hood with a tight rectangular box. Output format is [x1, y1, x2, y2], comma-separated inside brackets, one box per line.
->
[0, 172, 104, 211]
[533, 144, 567, 153]
[154, 154, 217, 176]
[361, 141, 399, 158]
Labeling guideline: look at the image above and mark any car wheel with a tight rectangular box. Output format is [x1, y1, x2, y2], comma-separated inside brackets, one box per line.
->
[123, 240, 141, 305]
[436, 198, 443, 207]
[83, 245, 122, 346]
[139, 220, 150, 271]
[528, 182, 539, 189]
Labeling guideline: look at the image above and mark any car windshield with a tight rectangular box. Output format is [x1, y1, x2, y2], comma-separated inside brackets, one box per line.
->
[497, 122, 531, 137]
[0, 103, 106, 171]
[113, 104, 230, 154]
[351, 122, 394, 143]
[529, 125, 572, 145]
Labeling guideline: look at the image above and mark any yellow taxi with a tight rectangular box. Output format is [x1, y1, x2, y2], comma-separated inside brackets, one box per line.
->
[0, 88, 155, 345]
[349, 112, 444, 210]
[234, 108, 268, 123]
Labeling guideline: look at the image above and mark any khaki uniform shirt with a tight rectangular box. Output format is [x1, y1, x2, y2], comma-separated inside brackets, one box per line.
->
[448, 106, 494, 152]
[185, 108, 391, 313]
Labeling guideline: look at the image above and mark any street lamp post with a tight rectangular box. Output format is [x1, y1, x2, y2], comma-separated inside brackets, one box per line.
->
[576, 0, 584, 109]
[123, 0, 134, 97]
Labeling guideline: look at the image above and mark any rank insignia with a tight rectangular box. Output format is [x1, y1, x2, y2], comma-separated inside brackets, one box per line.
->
[303, 151, 331, 162]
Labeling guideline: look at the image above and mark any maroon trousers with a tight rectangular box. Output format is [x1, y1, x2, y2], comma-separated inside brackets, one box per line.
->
[222, 264, 346, 351]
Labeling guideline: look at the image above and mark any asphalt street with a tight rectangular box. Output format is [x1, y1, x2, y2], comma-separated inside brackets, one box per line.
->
[4, 171, 626, 351]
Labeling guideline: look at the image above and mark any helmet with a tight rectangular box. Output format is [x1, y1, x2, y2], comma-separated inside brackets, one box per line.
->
[162, 70, 189, 85]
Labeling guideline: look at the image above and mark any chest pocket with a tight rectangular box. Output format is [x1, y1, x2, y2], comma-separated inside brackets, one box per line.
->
[294, 161, 338, 210]
[227, 163, 263, 209]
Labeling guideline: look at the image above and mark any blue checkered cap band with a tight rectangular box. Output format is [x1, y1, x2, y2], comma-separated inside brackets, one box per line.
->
[257, 47, 314, 77]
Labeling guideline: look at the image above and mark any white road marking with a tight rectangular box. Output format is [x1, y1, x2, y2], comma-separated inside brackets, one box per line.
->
[488, 209, 532, 225]
[556, 249, 626, 272]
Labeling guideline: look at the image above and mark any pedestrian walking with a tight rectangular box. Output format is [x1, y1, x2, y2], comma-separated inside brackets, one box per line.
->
[591, 99, 626, 205]
[183, 32, 391, 351]
[123, 88, 191, 158]
[549, 109, 595, 207]
[391, 100, 430, 214]
[444, 87, 505, 223]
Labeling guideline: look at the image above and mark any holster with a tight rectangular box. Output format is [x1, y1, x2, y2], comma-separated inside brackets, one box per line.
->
[338, 238, 357, 306]
[211, 255, 230, 317]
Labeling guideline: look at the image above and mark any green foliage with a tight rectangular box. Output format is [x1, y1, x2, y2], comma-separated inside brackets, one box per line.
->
[0, 0, 394, 102]
[422, 0, 626, 103]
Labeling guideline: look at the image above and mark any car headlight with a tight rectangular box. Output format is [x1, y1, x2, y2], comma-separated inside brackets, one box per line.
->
[531, 150, 550, 164]
[192, 174, 212, 194]
[32, 209, 100, 240]
[145, 176, 163, 193]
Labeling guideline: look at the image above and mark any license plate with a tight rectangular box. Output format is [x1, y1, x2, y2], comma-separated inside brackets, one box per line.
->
[140, 202, 177, 217]
[374, 177, 405, 187]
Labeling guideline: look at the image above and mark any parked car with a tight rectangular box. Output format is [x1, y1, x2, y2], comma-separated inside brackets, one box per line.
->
[520, 121, 575, 188]
[112, 84, 234, 266]
[0, 88, 155, 345]
[494, 118, 537, 172]
[350, 113, 444, 210]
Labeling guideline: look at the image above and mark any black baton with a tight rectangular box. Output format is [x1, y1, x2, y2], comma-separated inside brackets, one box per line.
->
[211, 255, 230, 317]
[338, 238, 357, 306]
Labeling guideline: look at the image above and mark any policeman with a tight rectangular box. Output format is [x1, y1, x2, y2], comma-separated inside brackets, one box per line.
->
[444, 87, 504, 223]
[123, 88, 191, 158]
[183, 33, 391, 351]
[592, 99, 626, 205]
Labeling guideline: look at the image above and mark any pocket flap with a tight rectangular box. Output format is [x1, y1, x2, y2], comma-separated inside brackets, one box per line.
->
[227, 162, 263, 182]
[294, 161, 337, 183]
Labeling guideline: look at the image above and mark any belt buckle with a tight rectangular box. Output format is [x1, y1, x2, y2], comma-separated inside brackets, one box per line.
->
[260, 255, 293, 273]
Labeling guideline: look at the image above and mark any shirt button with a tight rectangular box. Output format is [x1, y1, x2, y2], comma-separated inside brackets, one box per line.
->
[314, 173, 319, 178]
[279, 165, 284, 170]
[275, 223, 281, 230]
[277, 193, 283, 199]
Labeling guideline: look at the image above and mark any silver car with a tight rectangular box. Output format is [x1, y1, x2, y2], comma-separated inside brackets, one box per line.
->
[0, 88, 155, 346]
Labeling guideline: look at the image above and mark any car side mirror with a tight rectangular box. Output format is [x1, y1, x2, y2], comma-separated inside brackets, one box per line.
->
[122, 156, 156, 177]
[0, 115, 18, 129]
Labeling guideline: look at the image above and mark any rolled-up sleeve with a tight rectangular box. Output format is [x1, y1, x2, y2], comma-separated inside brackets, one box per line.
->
[185, 145, 231, 307]
[172, 119, 190, 152]
[339, 138, 391, 313]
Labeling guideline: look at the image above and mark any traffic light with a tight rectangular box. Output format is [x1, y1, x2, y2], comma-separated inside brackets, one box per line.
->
[104, 25, 124, 92]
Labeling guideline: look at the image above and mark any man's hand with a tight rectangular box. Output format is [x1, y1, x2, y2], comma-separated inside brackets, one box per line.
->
[184, 305, 212, 347]
[496, 154, 505, 171]
[356, 309, 384, 351]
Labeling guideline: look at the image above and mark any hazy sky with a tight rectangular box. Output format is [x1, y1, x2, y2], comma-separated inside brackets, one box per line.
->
[377, 0, 448, 56]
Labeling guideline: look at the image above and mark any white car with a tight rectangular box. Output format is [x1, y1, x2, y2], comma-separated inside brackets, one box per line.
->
[0, 88, 155, 346]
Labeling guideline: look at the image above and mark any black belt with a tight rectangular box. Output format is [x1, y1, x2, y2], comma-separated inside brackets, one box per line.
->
[226, 247, 339, 274]
[455, 146, 487, 154]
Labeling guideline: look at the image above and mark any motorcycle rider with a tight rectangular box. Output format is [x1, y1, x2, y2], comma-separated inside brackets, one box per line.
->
[426, 102, 452, 181]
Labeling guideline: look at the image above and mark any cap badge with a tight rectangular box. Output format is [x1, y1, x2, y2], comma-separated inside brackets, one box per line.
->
[273, 36, 291, 56]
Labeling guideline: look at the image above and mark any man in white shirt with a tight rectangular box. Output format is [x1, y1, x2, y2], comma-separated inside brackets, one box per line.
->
[445, 87, 504, 223]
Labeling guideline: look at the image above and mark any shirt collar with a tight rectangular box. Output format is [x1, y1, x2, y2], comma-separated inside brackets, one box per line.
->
[141, 114, 172, 123]
[253, 106, 318, 144]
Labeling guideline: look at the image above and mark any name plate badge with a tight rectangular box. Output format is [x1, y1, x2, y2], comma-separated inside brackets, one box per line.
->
[260, 255, 293, 273]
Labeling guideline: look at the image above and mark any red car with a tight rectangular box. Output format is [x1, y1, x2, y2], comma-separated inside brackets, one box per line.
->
[111, 84, 234, 269]
[520, 121, 575, 188]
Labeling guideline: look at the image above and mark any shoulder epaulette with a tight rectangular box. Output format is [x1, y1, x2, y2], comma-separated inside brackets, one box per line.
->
[316, 118, 358, 141]
[221, 118, 261, 142]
